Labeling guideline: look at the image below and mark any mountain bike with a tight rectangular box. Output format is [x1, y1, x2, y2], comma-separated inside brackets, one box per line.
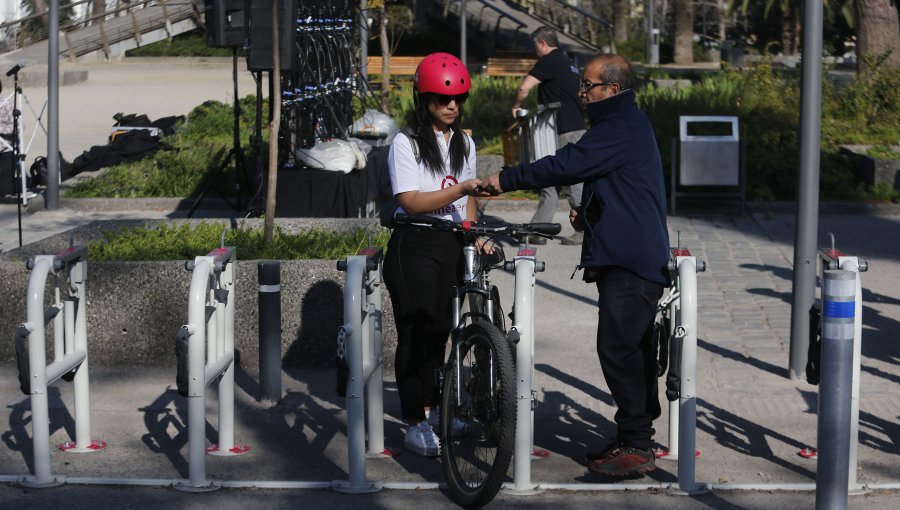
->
[393, 214, 560, 508]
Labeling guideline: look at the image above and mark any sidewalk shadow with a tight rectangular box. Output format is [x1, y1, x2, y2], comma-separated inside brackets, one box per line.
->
[696, 397, 815, 479]
[698, 338, 789, 379]
[138, 387, 206, 478]
[1, 386, 74, 475]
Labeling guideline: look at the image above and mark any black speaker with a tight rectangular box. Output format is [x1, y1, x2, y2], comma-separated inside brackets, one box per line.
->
[204, 0, 246, 48]
[245, 0, 297, 72]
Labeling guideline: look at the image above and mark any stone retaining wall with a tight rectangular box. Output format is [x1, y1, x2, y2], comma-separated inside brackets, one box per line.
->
[0, 258, 398, 371]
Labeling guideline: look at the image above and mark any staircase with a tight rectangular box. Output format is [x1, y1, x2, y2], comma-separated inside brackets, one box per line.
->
[0, 0, 204, 67]
[428, 0, 611, 65]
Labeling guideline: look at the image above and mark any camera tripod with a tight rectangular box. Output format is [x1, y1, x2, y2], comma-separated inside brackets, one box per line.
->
[2, 64, 47, 246]
[187, 47, 251, 218]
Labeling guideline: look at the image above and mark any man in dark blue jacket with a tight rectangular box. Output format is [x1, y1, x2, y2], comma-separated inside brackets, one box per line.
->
[484, 54, 670, 477]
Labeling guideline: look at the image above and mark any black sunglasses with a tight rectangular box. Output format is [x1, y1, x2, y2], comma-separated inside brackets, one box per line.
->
[434, 93, 469, 106]
[580, 80, 615, 93]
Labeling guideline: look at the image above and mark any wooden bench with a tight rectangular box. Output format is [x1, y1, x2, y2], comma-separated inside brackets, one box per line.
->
[485, 57, 536, 77]
[364, 56, 423, 76]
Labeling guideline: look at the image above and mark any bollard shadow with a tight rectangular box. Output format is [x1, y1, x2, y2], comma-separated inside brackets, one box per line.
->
[285, 280, 344, 368]
[698, 338, 789, 379]
[695, 397, 815, 479]
[1, 386, 74, 474]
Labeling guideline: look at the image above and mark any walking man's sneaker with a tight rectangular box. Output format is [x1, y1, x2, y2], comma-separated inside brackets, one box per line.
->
[587, 443, 655, 476]
[559, 232, 583, 245]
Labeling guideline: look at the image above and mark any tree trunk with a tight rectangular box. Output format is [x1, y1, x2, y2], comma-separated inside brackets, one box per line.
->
[379, 7, 391, 113]
[856, 0, 900, 72]
[613, 0, 628, 42]
[717, 0, 726, 42]
[265, 1, 281, 243]
[674, 0, 694, 64]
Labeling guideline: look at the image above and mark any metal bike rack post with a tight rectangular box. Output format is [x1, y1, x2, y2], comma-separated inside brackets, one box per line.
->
[504, 246, 547, 495]
[815, 269, 856, 509]
[334, 247, 393, 494]
[815, 235, 868, 492]
[656, 246, 706, 494]
[17, 245, 106, 488]
[175, 245, 249, 492]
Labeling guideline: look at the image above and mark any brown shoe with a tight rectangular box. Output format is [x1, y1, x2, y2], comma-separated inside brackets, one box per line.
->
[587, 444, 655, 476]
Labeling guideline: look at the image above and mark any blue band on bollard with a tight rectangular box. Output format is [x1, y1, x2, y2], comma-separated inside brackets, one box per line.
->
[823, 300, 855, 319]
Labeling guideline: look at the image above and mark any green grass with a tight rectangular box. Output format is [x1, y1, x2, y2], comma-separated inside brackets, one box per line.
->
[125, 30, 237, 57]
[88, 222, 390, 261]
[67, 97, 266, 198]
[867, 145, 900, 161]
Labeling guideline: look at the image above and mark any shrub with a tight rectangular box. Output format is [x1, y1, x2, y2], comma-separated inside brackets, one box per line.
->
[88, 222, 390, 261]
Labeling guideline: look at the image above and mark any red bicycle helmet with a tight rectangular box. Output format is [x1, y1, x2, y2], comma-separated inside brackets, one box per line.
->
[414, 52, 471, 95]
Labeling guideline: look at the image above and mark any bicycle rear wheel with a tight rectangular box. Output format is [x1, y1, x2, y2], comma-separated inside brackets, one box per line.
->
[441, 318, 515, 508]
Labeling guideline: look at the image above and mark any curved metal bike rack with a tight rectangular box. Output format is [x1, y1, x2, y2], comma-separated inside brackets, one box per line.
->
[334, 247, 392, 494]
[174, 245, 248, 492]
[16, 245, 106, 488]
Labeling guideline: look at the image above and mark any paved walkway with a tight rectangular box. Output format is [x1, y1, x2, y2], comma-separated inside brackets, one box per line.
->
[0, 58, 898, 508]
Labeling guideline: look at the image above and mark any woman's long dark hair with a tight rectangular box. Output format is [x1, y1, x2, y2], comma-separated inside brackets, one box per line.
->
[407, 92, 469, 179]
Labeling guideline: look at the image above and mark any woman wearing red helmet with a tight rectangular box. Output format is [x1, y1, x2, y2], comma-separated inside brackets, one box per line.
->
[382, 52, 488, 457]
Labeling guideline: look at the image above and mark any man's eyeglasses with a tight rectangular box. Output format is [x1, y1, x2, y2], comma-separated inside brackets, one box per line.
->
[434, 93, 469, 106]
[580, 80, 615, 93]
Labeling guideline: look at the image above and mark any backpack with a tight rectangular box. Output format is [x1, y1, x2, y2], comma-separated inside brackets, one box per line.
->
[377, 127, 470, 228]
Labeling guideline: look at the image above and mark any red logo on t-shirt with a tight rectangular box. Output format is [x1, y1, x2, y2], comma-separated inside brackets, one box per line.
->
[441, 176, 458, 189]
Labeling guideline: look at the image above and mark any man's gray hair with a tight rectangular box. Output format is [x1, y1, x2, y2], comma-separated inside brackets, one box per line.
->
[595, 54, 635, 90]
[531, 26, 559, 48]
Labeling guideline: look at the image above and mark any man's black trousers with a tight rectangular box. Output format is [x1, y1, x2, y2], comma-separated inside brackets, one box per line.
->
[594, 267, 665, 451]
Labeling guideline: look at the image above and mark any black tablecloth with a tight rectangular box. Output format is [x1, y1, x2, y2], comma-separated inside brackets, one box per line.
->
[275, 146, 387, 218]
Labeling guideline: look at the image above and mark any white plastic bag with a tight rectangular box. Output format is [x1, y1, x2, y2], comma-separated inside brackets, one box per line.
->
[351, 108, 399, 145]
[296, 139, 366, 173]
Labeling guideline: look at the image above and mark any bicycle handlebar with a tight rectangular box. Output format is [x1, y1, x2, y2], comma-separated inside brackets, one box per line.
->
[394, 214, 562, 238]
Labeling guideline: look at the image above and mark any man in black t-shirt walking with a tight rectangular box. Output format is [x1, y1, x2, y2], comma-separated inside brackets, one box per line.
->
[511, 27, 586, 245]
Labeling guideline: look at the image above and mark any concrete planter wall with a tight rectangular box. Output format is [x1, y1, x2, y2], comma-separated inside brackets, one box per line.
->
[1, 256, 397, 372]
[840, 145, 900, 191]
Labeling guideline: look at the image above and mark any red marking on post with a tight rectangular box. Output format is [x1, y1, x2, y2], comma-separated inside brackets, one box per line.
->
[517, 249, 536, 257]
[206, 444, 251, 455]
[357, 247, 381, 257]
[822, 249, 845, 259]
[798, 447, 817, 459]
[672, 249, 692, 257]
[531, 447, 551, 459]
[207, 248, 229, 257]
[58, 439, 107, 452]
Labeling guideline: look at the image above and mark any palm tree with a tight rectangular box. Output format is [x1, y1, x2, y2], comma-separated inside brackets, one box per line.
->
[674, 0, 694, 64]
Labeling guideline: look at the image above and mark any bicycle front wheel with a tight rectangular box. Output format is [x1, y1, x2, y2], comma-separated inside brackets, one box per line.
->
[441, 318, 516, 508]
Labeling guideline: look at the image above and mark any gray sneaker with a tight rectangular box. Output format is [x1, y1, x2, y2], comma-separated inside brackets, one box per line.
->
[559, 232, 583, 245]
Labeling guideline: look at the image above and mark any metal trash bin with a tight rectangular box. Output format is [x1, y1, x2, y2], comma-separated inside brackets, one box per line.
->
[720, 40, 745, 68]
[670, 116, 745, 214]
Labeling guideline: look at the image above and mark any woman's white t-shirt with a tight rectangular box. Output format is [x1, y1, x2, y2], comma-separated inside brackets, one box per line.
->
[387, 129, 477, 222]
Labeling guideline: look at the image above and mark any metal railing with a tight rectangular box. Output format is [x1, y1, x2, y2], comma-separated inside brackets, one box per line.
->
[440, 0, 528, 49]
[333, 246, 392, 493]
[174, 242, 249, 492]
[512, 0, 612, 51]
[16, 243, 106, 488]
[503, 102, 560, 167]
[0, 0, 202, 56]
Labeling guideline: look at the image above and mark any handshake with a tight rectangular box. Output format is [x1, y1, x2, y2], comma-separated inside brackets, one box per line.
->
[468, 172, 504, 197]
